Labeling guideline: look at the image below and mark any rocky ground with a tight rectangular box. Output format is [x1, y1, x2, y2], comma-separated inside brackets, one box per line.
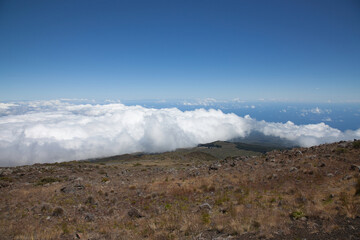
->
[0, 140, 360, 240]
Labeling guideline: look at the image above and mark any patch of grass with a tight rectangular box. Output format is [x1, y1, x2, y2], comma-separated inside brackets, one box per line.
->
[353, 140, 360, 149]
[355, 177, 360, 196]
[35, 177, 60, 186]
[61, 221, 70, 234]
[201, 212, 211, 224]
[290, 210, 306, 220]
[164, 203, 172, 210]
[215, 193, 230, 206]
[101, 177, 109, 182]
[200, 184, 211, 192]
[0, 176, 13, 182]
[133, 163, 142, 167]
[323, 196, 333, 205]
[335, 147, 346, 154]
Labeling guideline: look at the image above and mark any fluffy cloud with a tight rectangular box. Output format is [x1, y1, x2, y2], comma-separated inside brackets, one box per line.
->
[182, 98, 219, 106]
[0, 100, 359, 166]
[300, 107, 332, 116]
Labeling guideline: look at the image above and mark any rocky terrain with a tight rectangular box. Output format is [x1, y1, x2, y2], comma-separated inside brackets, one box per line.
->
[0, 140, 360, 240]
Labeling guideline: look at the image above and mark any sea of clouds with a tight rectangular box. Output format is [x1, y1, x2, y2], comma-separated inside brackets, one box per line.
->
[0, 100, 359, 167]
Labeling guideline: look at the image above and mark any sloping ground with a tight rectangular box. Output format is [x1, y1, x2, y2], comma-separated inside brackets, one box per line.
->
[0, 140, 359, 240]
[180, 141, 262, 159]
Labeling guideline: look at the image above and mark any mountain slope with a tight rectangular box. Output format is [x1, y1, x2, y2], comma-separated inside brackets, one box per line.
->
[0, 140, 360, 239]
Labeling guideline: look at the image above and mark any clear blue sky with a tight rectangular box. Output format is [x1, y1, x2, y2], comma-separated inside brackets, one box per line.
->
[1, 0, 359, 102]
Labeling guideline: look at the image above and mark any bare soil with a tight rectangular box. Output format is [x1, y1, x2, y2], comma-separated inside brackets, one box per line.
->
[1, 140, 360, 239]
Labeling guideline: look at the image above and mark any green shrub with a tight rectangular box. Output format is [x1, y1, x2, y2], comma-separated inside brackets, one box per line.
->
[290, 210, 306, 220]
[215, 193, 230, 206]
[335, 148, 346, 154]
[201, 212, 210, 224]
[164, 203, 172, 210]
[101, 177, 109, 182]
[353, 141, 360, 149]
[0, 176, 13, 182]
[35, 177, 59, 186]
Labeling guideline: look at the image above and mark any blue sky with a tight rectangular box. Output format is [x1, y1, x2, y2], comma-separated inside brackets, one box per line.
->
[0, 0, 359, 102]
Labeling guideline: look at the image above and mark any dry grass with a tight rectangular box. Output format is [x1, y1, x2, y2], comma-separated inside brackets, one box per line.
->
[1, 141, 360, 239]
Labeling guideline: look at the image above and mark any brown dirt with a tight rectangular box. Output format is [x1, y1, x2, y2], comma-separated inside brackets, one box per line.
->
[0, 140, 360, 239]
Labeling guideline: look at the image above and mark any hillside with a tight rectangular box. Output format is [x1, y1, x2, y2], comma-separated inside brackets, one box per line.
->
[0, 140, 360, 239]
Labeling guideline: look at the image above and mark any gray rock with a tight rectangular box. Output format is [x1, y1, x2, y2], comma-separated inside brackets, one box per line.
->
[199, 203, 212, 211]
[209, 164, 218, 171]
[60, 184, 85, 193]
[128, 207, 144, 218]
[350, 165, 360, 172]
[343, 175, 352, 180]
[338, 142, 349, 148]
[85, 213, 95, 222]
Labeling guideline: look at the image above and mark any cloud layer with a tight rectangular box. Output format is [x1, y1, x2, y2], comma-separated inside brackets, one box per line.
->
[0, 100, 359, 166]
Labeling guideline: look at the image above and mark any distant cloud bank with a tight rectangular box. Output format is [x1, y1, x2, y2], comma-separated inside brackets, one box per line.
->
[0, 100, 359, 166]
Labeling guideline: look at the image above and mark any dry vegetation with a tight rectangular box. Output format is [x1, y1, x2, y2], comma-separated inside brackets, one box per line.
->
[1, 140, 360, 239]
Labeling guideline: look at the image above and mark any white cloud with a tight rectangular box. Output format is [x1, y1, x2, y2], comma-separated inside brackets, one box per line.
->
[183, 98, 220, 106]
[311, 107, 322, 114]
[0, 100, 359, 167]
[301, 107, 332, 116]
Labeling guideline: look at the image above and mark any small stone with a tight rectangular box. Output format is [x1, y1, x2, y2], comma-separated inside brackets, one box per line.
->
[209, 165, 218, 171]
[327, 173, 334, 177]
[342, 175, 352, 180]
[128, 207, 144, 218]
[350, 165, 360, 172]
[199, 203, 212, 211]
[85, 213, 95, 222]
[290, 167, 297, 172]
[319, 162, 326, 167]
